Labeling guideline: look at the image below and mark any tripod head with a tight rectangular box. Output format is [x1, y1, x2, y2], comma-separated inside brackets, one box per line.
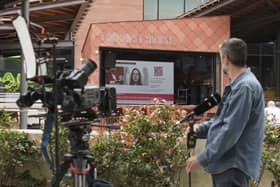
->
[61, 119, 120, 155]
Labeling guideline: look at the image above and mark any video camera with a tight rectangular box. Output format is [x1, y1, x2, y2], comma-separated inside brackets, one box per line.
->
[16, 59, 116, 120]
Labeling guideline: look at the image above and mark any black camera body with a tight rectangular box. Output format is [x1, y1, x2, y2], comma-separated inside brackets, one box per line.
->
[60, 86, 116, 118]
[17, 59, 116, 120]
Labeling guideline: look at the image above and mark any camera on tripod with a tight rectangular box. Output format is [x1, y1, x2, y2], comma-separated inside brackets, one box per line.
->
[16, 59, 117, 120]
[12, 15, 114, 186]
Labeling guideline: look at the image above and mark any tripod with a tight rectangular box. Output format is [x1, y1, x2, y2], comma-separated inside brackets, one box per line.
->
[186, 117, 197, 187]
[50, 120, 112, 187]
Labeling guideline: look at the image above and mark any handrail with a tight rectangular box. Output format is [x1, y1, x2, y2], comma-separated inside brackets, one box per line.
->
[0, 92, 46, 112]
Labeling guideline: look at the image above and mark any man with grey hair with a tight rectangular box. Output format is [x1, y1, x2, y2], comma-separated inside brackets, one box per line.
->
[185, 38, 264, 187]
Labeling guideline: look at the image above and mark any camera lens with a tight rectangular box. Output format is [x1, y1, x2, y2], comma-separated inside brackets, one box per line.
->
[80, 59, 97, 77]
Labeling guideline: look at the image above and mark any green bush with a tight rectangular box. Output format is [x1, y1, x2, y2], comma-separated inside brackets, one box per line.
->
[0, 109, 17, 129]
[0, 130, 46, 186]
[262, 118, 280, 186]
[0, 110, 46, 186]
[90, 102, 189, 186]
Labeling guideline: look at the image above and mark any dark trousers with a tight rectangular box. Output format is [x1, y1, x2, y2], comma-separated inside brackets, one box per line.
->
[211, 168, 249, 187]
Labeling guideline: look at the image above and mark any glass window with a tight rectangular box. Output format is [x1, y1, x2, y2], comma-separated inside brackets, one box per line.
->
[0, 55, 21, 76]
[182, 55, 215, 104]
[159, 0, 184, 19]
[101, 48, 217, 105]
[185, 0, 209, 12]
[144, 0, 209, 20]
[0, 42, 74, 93]
[262, 43, 274, 55]
[248, 44, 260, 55]
[262, 56, 274, 88]
[144, 0, 158, 20]
[144, 0, 210, 20]
[248, 43, 277, 98]
[0, 53, 21, 93]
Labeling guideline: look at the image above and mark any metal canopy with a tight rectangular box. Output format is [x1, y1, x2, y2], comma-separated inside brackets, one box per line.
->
[180, 0, 280, 42]
[0, 0, 90, 42]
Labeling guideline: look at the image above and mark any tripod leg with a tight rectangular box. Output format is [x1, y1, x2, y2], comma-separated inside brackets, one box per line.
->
[188, 151, 192, 187]
[188, 170, 192, 187]
[51, 155, 72, 187]
[186, 120, 196, 187]
[87, 162, 96, 186]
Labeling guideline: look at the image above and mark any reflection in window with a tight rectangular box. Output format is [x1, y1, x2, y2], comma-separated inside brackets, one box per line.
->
[144, 0, 210, 20]
[175, 55, 215, 104]
[247, 42, 277, 98]
[0, 54, 21, 92]
[159, 0, 184, 19]
[144, 0, 158, 20]
[0, 42, 74, 93]
[185, 0, 209, 12]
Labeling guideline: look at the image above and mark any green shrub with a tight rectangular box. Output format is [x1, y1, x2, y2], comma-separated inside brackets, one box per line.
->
[90, 101, 189, 186]
[262, 118, 280, 186]
[0, 109, 17, 129]
[0, 129, 46, 186]
[0, 109, 46, 186]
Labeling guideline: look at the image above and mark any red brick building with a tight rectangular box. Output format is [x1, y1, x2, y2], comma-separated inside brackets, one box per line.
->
[72, 0, 224, 105]
[81, 16, 229, 104]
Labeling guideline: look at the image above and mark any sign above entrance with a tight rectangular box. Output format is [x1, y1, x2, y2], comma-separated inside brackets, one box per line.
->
[83, 16, 230, 58]
[100, 32, 172, 46]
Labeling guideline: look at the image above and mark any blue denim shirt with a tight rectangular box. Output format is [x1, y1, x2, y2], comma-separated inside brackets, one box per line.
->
[196, 68, 264, 180]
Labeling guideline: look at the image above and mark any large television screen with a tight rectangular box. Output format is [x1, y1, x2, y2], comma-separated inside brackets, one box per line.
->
[105, 60, 174, 104]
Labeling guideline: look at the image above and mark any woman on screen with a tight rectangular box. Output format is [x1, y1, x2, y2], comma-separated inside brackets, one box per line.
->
[129, 68, 142, 85]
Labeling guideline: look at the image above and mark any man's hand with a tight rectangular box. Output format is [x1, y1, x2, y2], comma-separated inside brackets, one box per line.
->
[185, 155, 200, 173]
[185, 123, 199, 135]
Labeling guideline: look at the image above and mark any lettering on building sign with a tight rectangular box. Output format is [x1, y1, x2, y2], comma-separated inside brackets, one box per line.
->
[100, 32, 172, 46]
